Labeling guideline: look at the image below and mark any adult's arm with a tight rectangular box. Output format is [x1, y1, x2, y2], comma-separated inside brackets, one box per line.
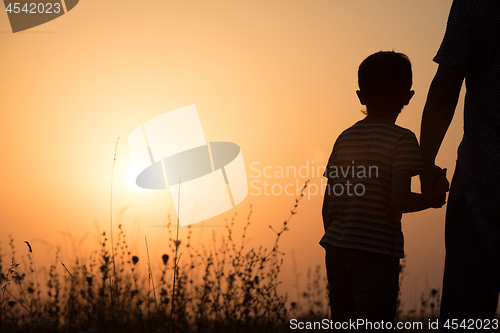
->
[420, 64, 465, 192]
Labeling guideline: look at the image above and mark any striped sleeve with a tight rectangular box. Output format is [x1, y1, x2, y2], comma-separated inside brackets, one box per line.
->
[393, 132, 424, 176]
[323, 146, 334, 178]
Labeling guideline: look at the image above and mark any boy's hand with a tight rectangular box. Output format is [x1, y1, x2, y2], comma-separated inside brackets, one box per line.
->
[430, 168, 448, 208]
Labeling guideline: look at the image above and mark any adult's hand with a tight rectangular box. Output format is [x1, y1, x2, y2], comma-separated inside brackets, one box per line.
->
[420, 165, 449, 194]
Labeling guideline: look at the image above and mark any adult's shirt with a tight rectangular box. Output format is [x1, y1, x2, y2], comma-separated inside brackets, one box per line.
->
[434, 0, 500, 187]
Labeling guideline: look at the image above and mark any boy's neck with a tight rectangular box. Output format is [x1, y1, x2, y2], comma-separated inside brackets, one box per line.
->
[360, 113, 398, 124]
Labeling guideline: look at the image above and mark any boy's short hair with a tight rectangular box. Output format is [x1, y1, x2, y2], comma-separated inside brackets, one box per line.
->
[358, 51, 413, 116]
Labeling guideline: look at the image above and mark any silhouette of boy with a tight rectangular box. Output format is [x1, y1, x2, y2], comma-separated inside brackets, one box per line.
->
[321, 51, 448, 331]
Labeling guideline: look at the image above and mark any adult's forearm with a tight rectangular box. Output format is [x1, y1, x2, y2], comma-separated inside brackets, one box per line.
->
[420, 93, 457, 167]
[420, 65, 464, 168]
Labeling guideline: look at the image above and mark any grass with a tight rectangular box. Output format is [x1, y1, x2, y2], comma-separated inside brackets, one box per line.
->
[0, 181, 333, 333]
[0, 198, 465, 332]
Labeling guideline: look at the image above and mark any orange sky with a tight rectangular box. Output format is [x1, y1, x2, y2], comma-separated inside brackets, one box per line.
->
[0, 0, 469, 314]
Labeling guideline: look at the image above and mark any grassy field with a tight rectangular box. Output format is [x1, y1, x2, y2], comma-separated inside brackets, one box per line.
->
[0, 183, 334, 333]
[0, 217, 448, 332]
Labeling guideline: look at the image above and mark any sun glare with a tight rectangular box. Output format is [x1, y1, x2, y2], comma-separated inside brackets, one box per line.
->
[126, 163, 149, 192]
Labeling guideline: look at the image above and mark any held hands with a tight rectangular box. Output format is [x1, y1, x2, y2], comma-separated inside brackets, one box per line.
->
[424, 167, 449, 208]
[420, 165, 450, 193]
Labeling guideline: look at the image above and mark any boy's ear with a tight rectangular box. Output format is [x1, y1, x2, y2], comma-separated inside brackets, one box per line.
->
[356, 90, 366, 105]
[403, 90, 415, 105]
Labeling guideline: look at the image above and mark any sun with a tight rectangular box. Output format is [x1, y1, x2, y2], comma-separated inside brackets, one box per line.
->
[126, 163, 149, 192]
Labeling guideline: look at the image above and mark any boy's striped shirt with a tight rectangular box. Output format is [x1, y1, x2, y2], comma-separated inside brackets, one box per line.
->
[320, 122, 424, 258]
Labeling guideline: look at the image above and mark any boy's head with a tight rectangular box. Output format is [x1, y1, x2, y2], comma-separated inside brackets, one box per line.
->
[357, 51, 414, 117]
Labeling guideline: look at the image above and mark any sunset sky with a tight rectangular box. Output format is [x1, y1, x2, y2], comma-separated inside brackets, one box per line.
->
[0, 0, 471, 313]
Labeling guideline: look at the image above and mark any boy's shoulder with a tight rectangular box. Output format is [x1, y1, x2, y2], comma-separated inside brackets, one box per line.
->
[339, 121, 416, 139]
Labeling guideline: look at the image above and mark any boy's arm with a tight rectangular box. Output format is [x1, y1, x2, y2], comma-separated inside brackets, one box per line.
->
[392, 169, 446, 214]
[322, 176, 334, 232]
